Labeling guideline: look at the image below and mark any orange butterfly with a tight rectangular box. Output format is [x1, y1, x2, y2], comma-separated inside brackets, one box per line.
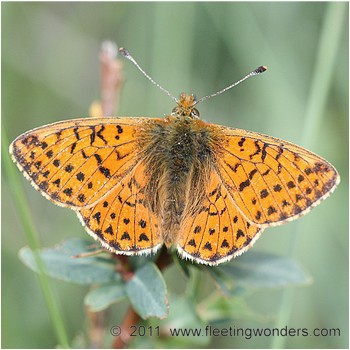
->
[9, 48, 340, 265]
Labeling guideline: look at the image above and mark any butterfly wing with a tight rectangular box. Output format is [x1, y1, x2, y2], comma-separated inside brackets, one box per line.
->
[10, 117, 160, 208]
[77, 162, 162, 255]
[216, 127, 340, 227]
[177, 169, 263, 265]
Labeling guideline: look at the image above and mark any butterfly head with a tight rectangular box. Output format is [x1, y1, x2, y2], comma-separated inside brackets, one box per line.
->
[172, 93, 200, 119]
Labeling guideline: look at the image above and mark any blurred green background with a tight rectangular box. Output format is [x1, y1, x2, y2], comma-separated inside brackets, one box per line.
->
[2, 2, 348, 348]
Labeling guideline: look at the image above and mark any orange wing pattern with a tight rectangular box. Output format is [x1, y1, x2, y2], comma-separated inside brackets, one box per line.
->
[9, 113, 340, 265]
[77, 162, 162, 255]
[9, 117, 156, 208]
[177, 170, 263, 265]
[216, 127, 340, 227]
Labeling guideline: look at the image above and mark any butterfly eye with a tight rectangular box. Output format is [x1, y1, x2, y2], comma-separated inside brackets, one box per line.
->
[191, 108, 200, 118]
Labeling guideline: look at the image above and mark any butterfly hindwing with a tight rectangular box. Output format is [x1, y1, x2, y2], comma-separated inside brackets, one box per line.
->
[177, 169, 263, 265]
[216, 127, 340, 227]
[77, 162, 162, 254]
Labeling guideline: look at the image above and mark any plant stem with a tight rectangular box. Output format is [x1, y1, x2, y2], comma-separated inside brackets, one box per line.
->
[271, 3, 346, 348]
[100, 41, 124, 116]
[156, 246, 173, 271]
[87, 307, 108, 348]
[2, 128, 70, 348]
[111, 247, 173, 348]
[112, 307, 141, 349]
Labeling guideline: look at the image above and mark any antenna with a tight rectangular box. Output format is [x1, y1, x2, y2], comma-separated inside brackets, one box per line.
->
[119, 47, 178, 103]
[119, 46, 267, 107]
[194, 66, 267, 106]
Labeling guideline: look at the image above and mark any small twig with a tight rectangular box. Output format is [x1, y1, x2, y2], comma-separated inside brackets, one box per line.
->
[71, 248, 105, 259]
[95, 41, 175, 349]
[113, 255, 134, 281]
[86, 306, 109, 348]
[86, 41, 124, 348]
[110, 249, 173, 349]
[156, 246, 173, 271]
[112, 306, 141, 349]
[100, 41, 124, 116]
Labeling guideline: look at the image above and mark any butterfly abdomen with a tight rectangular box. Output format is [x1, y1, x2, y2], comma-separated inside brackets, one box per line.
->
[138, 117, 225, 245]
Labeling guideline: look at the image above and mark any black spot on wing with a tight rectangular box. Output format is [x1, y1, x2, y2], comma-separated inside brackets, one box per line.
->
[139, 233, 149, 242]
[188, 239, 196, 247]
[239, 179, 250, 192]
[96, 126, 107, 144]
[121, 232, 131, 240]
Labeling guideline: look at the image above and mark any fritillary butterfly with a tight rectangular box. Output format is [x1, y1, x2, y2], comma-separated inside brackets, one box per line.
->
[9, 49, 340, 265]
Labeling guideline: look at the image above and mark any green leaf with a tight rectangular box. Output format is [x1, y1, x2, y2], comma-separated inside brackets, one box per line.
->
[217, 252, 312, 288]
[126, 262, 168, 319]
[204, 267, 234, 296]
[84, 283, 126, 312]
[130, 294, 208, 348]
[129, 254, 157, 270]
[206, 267, 250, 297]
[19, 238, 121, 285]
[173, 254, 191, 278]
[199, 294, 268, 323]
[153, 294, 210, 347]
[163, 295, 203, 329]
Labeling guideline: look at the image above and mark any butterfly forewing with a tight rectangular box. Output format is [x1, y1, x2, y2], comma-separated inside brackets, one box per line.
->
[10, 117, 154, 208]
[216, 127, 340, 227]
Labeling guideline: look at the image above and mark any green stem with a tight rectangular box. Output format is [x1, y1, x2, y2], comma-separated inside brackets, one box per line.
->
[186, 267, 202, 301]
[301, 3, 347, 148]
[271, 3, 346, 349]
[2, 126, 70, 348]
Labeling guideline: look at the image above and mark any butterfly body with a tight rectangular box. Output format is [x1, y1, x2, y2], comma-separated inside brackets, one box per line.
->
[136, 112, 226, 246]
[10, 93, 340, 265]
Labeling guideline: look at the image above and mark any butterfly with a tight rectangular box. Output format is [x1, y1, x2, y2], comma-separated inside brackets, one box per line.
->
[9, 48, 340, 266]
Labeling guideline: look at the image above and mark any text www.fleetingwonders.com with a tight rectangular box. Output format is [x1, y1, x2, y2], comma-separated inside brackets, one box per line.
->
[110, 325, 341, 339]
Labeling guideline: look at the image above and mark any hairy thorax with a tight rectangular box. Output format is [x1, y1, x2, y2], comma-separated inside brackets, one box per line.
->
[136, 115, 225, 245]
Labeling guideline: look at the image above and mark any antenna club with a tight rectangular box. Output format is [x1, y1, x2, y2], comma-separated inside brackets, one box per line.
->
[255, 66, 267, 74]
[119, 47, 130, 57]
[194, 65, 267, 105]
